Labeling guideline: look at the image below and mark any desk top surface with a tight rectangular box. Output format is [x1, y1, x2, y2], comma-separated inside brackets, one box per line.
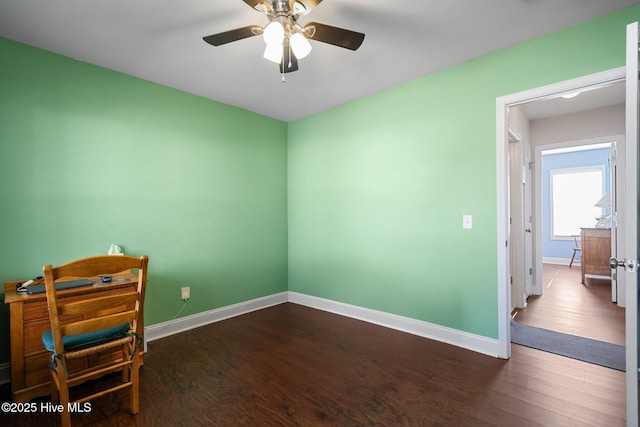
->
[581, 227, 611, 236]
[4, 271, 137, 304]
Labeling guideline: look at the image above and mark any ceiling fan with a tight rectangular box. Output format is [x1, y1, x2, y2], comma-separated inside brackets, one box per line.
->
[203, 0, 365, 78]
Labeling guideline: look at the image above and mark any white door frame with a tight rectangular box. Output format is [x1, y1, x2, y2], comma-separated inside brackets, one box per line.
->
[496, 66, 625, 359]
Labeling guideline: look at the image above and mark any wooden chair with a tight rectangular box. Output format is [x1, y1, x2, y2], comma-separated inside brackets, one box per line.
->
[41, 255, 148, 427]
[569, 235, 581, 268]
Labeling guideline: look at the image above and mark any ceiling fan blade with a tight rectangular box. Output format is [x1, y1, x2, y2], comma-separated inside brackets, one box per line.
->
[280, 47, 299, 73]
[203, 25, 263, 46]
[304, 22, 364, 51]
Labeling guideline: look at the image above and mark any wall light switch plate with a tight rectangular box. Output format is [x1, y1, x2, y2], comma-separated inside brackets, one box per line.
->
[463, 215, 473, 229]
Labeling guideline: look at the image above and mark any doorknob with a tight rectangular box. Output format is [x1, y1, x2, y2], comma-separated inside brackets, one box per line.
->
[609, 257, 640, 272]
[609, 257, 625, 269]
[525, 228, 532, 233]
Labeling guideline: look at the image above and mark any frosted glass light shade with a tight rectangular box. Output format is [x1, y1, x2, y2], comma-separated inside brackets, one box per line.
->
[290, 32, 312, 59]
[263, 43, 283, 63]
[263, 21, 284, 45]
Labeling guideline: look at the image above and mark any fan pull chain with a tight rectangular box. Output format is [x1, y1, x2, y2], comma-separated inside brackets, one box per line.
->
[281, 44, 292, 83]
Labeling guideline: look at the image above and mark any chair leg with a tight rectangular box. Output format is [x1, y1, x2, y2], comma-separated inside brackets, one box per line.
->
[57, 373, 71, 427]
[569, 250, 576, 268]
[50, 376, 59, 405]
[130, 354, 140, 414]
[61, 408, 71, 427]
[122, 345, 131, 383]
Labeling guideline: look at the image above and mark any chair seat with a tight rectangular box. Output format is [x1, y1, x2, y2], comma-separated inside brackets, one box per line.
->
[42, 322, 131, 352]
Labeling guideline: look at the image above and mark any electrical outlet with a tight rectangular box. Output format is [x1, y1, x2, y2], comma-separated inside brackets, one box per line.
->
[181, 286, 190, 301]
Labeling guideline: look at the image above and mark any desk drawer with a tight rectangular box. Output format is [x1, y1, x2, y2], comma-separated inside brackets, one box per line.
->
[22, 285, 135, 322]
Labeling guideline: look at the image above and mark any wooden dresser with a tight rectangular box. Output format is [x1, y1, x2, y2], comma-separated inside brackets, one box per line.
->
[4, 272, 143, 402]
[580, 227, 612, 284]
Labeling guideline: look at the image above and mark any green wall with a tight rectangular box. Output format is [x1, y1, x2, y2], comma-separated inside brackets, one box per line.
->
[2, 4, 640, 368]
[0, 38, 288, 363]
[287, 5, 640, 339]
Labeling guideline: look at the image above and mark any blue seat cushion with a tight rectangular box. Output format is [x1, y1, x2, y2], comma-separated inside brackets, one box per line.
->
[42, 322, 131, 352]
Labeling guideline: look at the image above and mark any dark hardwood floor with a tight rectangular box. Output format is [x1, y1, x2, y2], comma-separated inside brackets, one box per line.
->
[514, 263, 625, 345]
[1, 300, 625, 426]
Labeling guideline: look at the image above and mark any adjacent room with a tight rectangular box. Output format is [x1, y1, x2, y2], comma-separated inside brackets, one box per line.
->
[1, 1, 640, 425]
[508, 88, 626, 373]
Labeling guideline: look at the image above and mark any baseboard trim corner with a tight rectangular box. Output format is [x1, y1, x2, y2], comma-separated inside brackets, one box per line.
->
[144, 290, 500, 358]
[1, 291, 500, 387]
[287, 292, 500, 358]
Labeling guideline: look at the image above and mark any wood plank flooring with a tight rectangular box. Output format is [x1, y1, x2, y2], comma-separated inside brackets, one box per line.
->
[514, 264, 625, 345]
[1, 299, 625, 426]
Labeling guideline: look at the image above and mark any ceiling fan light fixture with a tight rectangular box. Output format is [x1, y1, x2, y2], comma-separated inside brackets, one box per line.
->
[561, 91, 581, 99]
[292, 1, 307, 15]
[263, 21, 285, 45]
[263, 43, 284, 63]
[290, 32, 312, 59]
[254, 4, 268, 13]
[202, 1, 365, 76]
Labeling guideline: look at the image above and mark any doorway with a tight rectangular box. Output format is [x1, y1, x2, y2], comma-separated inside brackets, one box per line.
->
[516, 138, 625, 345]
[498, 23, 640, 425]
[496, 67, 626, 359]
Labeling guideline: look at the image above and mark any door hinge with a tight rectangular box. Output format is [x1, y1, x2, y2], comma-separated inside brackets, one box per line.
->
[529, 268, 532, 276]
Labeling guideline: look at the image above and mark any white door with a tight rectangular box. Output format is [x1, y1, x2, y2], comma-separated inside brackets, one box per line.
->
[623, 21, 639, 427]
[523, 142, 533, 297]
[610, 142, 619, 304]
[508, 126, 529, 309]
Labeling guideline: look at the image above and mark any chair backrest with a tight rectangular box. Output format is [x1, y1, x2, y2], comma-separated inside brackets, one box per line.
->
[573, 235, 582, 249]
[43, 255, 148, 355]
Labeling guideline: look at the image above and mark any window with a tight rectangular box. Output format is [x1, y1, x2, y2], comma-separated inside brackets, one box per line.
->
[550, 166, 604, 238]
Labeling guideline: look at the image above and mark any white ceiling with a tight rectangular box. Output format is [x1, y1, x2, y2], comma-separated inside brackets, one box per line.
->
[0, 0, 638, 122]
[517, 80, 626, 120]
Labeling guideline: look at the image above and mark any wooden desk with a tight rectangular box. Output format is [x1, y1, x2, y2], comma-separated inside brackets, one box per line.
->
[4, 272, 144, 402]
[580, 227, 611, 284]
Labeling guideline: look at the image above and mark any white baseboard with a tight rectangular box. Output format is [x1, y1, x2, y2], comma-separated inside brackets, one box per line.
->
[144, 292, 288, 351]
[0, 362, 10, 385]
[143, 291, 499, 357]
[543, 257, 580, 266]
[1, 291, 499, 388]
[288, 292, 501, 358]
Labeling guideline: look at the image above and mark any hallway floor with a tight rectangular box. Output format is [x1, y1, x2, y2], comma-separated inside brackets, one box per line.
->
[514, 263, 625, 345]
